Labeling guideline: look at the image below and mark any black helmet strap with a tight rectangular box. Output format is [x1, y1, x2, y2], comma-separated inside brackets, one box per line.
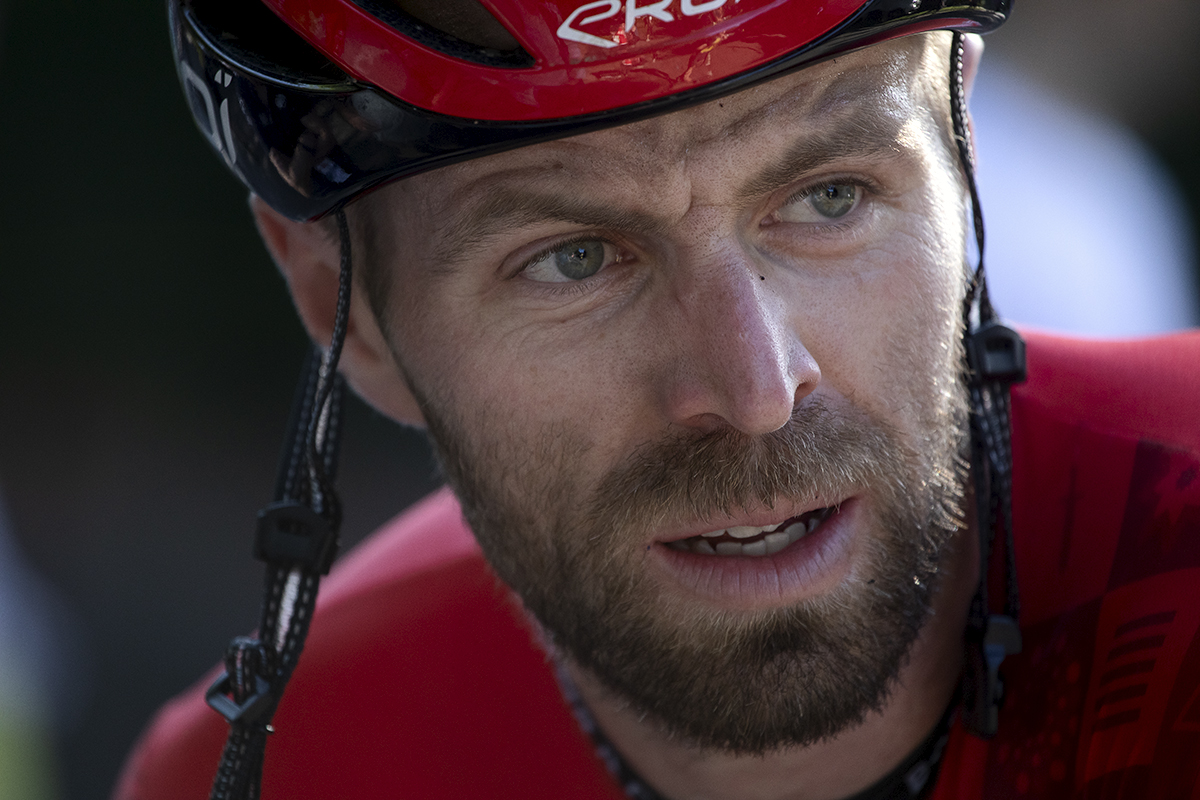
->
[949, 31, 1025, 740]
[204, 210, 354, 800]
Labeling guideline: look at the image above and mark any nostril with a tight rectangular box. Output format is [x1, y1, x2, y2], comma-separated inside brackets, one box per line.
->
[678, 411, 732, 436]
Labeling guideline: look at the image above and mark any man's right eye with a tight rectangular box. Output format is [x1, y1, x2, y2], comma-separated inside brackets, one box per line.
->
[522, 239, 618, 283]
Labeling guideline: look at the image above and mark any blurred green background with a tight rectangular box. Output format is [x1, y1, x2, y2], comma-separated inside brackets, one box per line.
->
[0, 2, 1196, 799]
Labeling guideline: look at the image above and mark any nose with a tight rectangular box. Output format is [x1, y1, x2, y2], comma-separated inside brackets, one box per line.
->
[656, 243, 820, 436]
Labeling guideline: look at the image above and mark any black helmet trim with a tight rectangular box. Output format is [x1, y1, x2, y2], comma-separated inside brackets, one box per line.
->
[171, 0, 1008, 220]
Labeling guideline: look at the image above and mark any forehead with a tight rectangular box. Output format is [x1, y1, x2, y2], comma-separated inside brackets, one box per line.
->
[574, 35, 939, 165]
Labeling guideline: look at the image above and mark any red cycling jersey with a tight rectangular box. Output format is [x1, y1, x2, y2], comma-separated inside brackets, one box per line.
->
[115, 330, 1200, 799]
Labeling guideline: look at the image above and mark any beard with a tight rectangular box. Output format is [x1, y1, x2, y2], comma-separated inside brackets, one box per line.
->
[414, 370, 969, 754]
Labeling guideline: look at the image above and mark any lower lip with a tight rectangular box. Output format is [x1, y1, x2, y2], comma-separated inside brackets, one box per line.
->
[649, 498, 861, 611]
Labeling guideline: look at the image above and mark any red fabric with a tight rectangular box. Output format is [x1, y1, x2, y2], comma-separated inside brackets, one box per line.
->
[115, 330, 1200, 799]
[930, 329, 1200, 798]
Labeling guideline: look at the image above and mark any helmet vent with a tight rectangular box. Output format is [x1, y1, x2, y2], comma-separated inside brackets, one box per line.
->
[351, 0, 535, 68]
[186, 0, 354, 88]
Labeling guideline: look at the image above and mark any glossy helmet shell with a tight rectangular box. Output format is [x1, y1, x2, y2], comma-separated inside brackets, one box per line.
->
[170, 0, 1009, 220]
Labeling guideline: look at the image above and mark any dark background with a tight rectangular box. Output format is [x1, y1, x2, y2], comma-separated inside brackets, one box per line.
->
[0, 2, 1196, 799]
[0, 4, 441, 798]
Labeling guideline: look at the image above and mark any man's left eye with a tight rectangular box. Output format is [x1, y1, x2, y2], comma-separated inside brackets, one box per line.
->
[776, 184, 860, 223]
[522, 239, 617, 283]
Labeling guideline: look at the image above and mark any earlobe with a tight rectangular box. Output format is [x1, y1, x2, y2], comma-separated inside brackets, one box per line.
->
[251, 195, 341, 349]
[249, 194, 427, 428]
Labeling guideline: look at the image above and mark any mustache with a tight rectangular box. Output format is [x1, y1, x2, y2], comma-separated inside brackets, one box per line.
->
[585, 397, 912, 537]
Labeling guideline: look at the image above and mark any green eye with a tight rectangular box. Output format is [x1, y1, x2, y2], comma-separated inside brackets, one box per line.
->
[777, 184, 860, 223]
[556, 242, 605, 280]
[809, 184, 857, 218]
[524, 240, 613, 283]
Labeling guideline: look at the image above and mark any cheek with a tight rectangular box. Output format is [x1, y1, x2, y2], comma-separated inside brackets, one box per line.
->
[395, 291, 643, 492]
[873, 215, 965, 430]
[795, 204, 964, 428]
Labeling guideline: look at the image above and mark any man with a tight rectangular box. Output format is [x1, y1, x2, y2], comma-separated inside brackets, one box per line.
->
[118, 1, 1200, 798]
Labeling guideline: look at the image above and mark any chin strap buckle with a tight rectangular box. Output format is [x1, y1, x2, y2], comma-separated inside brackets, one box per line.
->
[962, 614, 1022, 738]
[205, 636, 277, 727]
[206, 672, 274, 726]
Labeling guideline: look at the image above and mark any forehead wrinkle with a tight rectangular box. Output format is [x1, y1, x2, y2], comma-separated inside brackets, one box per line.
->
[431, 187, 669, 267]
[681, 52, 905, 148]
[558, 48, 914, 170]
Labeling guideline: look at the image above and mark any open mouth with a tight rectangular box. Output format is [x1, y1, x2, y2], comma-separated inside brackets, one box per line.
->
[665, 506, 838, 557]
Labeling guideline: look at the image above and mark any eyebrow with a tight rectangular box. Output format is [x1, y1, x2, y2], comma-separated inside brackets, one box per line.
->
[432, 191, 667, 267]
[736, 113, 910, 202]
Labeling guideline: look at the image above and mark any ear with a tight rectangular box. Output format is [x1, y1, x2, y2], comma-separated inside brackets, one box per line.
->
[250, 195, 427, 427]
[962, 33, 984, 101]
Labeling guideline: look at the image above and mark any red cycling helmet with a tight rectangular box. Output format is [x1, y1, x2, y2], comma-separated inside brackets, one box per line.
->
[171, 0, 1009, 221]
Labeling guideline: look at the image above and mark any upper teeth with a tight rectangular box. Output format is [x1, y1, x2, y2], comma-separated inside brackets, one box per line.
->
[668, 510, 831, 558]
[702, 525, 768, 539]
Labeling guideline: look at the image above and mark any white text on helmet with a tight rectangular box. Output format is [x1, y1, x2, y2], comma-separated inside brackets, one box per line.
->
[557, 0, 736, 49]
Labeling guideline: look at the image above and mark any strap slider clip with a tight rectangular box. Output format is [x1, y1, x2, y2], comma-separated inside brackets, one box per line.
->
[966, 322, 1027, 384]
[254, 501, 336, 574]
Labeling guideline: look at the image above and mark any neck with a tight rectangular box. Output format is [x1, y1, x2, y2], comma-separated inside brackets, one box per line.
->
[562, 524, 980, 800]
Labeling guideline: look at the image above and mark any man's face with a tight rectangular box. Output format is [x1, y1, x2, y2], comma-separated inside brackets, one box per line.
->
[358, 33, 970, 751]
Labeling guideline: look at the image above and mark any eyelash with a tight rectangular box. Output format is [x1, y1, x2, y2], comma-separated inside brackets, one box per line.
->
[787, 174, 879, 201]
